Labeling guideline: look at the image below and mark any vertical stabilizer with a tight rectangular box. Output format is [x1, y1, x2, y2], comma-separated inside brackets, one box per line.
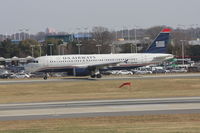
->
[145, 28, 171, 53]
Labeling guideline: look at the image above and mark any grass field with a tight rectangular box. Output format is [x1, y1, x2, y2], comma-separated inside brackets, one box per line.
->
[0, 114, 200, 133]
[0, 78, 200, 104]
[0, 78, 200, 132]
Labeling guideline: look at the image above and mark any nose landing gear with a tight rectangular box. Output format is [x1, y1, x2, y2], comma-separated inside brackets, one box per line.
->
[43, 73, 49, 80]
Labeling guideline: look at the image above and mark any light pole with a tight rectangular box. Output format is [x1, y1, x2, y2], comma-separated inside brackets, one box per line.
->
[76, 28, 81, 43]
[134, 28, 137, 42]
[14, 32, 16, 40]
[19, 28, 29, 40]
[131, 44, 133, 53]
[84, 27, 89, 40]
[96, 44, 102, 54]
[19, 29, 23, 41]
[180, 40, 186, 65]
[76, 43, 82, 54]
[195, 24, 199, 39]
[134, 26, 139, 53]
[48, 44, 54, 55]
[115, 30, 118, 40]
[177, 24, 186, 29]
[109, 44, 115, 53]
[128, 28, 130, 40]
[122, 27, 124, 39]
[38, 44, 43, 56]
[25, 29, 29, 39]
[130, 44, 137, 53]
[30, 45, 35, 57]
[60, 43, 67, 55]
[135, 44, 137, 53]
[5, 33, 8, 39]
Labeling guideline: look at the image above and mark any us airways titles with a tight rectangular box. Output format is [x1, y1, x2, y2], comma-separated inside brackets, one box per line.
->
[62, 56, 96, 60]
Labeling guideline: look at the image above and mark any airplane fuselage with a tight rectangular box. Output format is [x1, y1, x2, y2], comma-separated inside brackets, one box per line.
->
[25, 53, 173, 74]
[24, 28, 173, 78]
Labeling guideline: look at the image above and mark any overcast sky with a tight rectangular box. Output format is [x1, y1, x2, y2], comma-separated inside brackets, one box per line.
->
[0, 0, 200, 34]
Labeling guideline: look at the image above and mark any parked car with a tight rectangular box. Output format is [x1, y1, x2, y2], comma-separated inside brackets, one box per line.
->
[29, 72, 44, 78]
[0, 69, 11, 79]
[171, 68, 187, 73]
[101, 71, 112, 75]
[10, 73, 30, 79]
[0, 74, 10, 79]
[152, 69, 166, 74]
[134, 70, 152, 74]
[110, 70, 121, 75]
[116, 70, 133, 75]
[7, 66, 24, 73]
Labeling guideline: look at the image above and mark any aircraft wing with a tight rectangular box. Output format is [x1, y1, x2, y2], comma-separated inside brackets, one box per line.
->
[89, 62, 121, 68]
[76, 61, 123, 69]
[88, 60, 130, 69]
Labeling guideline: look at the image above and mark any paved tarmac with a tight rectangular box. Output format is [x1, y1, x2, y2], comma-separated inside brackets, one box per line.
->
[0, 73, 200, 84]
[1, 97, 200, 121]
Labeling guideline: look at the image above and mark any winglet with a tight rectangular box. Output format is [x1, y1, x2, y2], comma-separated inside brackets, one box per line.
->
[161, 28, 172, 33]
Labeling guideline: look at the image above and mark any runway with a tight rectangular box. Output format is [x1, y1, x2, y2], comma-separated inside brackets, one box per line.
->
[1, 97, 200, 121]
[0, 73, 200, 84]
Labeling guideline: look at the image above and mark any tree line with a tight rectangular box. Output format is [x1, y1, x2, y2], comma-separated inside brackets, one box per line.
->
[0, 26, 200, 61]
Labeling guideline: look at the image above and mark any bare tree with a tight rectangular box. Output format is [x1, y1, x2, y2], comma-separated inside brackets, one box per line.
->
[171, 30, 190, 57]
[145, 26, 165, 39]
[92, 26, 115, 54]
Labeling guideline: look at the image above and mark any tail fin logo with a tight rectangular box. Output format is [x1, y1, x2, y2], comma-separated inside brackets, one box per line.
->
[156, 41, 165, 47]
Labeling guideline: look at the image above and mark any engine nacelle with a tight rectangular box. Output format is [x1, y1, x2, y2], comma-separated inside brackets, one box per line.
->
[67, 68, 90, 76]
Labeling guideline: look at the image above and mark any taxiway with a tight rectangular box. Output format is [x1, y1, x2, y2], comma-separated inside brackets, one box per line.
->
[1, 97, 200, 121]
[0, 73, 200, 84]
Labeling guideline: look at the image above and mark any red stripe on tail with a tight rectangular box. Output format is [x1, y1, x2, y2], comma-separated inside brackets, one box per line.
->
[161, 28, 172, 33]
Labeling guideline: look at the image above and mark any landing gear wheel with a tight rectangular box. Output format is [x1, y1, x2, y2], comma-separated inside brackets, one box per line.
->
[43, 75, 47, 80]
[96, 74, 102, 78]
[90, 74, 96, 78]
[90, 68, 102, 78]
[43, 73, 48, 80]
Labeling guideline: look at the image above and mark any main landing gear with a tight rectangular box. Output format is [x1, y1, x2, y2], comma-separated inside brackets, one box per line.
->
[90, 68, 102, 78]
[90, 73, 102, 78]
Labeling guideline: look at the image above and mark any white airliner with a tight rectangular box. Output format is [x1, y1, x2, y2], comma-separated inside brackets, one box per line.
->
[25, 28, 174, 79]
